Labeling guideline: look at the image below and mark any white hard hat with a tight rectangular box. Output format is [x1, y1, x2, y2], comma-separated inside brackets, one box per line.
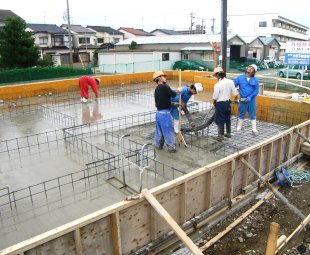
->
[194, 83, 203, 93]
[212, 67, 224, 76]
[95, 78, 101, 84]
[249, 64, 257, 72]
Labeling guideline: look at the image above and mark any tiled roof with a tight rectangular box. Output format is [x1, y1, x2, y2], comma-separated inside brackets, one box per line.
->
[118, 27, 153, 36]
[150, 29, 181, 35]
[0, 9, 22, 22]
[27, 24, 68, 34]
[62, 24, 95, 34]
[87, 26, 123, 35]
[259, 37, 277, 45]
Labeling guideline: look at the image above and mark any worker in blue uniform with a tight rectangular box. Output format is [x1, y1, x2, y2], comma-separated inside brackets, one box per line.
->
[234, 64, 259, 135]
[170, 83, 203, 134]
[153, 71, 180, 153]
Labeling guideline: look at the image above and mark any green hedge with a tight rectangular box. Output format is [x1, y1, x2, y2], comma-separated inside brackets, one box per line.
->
[0, 66, 93, 84]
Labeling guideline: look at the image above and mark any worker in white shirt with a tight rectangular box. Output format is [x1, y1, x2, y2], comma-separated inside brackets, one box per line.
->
[212, 67, 239, 140]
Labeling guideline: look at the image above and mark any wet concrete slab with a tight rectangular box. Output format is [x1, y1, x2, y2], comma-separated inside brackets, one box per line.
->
[0, 82, 289, 250]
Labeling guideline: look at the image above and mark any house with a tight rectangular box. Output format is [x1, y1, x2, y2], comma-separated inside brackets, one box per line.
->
[0, 9, 23, 27]
[118, 27, 154, 39]
[87, 26, 124, 46]
[98, 34, 246, 73]
[228, 13, 309, 56]
[61, 24, 99, 65]
[150, 29, 181, 36]
[242, 36, 281, 60]
[26, 24, 69, 64]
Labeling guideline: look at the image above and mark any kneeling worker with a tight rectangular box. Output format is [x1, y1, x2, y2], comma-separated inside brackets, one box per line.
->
[212, 67, 239, 140]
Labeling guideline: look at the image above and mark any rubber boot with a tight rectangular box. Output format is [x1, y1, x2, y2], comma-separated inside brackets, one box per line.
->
[251, 119, 258, 135]
[236, 119, 243, 131]
[215, 124, 224, 141]
[225, 122, 232, 138]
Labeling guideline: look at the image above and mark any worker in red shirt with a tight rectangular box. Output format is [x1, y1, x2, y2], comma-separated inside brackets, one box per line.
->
[79, 76, 100, 103]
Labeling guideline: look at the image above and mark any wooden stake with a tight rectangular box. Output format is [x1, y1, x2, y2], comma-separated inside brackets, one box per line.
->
[265, 222, 280, 255]
[142, 189, 203, 255]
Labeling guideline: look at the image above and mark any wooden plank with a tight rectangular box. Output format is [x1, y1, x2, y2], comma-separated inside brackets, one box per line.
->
[180, 182, 187, 223]
[74, 228, 83, 255]
[285, 133, 292, 161]
[142, 189, 203, 255]
[266, 142, 273, 173]
[228, 160, 235, 201]
[257, 147, 262, 176]
[242, 154, 249, 188]
[111, 212, 122, 255]
[276, 138, 283, 166]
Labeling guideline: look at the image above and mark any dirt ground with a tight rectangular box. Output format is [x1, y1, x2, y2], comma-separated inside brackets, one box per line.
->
[199, 157, 310, 255]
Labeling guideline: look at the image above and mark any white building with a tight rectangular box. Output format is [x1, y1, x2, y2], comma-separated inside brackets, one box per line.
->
[228, 13, 309, 56]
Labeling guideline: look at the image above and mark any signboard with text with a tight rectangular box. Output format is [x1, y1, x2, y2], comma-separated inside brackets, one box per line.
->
[285, 41, 310, 65]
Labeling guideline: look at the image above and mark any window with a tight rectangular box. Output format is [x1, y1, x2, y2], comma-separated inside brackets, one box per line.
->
[162, 53, 169, 61]
[182, 54, 189, 60]
[79, 37, 90, 44]
[97, 38, 104, 43]
[54, 36, 64, 46]
[113, 38, 120, 43]
[39, 36, 48, 45]
[259, 21, 267, 27]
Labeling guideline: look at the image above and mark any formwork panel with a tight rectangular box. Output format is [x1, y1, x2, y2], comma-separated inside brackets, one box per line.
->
[186, 172, 210, 218]
[25, 232, 76, 255]
[80, 217, 113, 255]
[233, 159, 246, 196]
[119, 201, 151, 254]
[210, 163, 231, 205]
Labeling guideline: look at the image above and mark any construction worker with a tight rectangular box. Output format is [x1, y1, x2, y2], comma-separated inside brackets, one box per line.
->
[212, 67, 239, 140]
[79, 76, 100, 103]
[170, 83, 203, 134]
[234, 64, 259, 135]
[153, 71, 180, 153]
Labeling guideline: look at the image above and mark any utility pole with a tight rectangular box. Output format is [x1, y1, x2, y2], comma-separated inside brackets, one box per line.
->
[66, 0, 73, 65]
[190, 12, 195, 34]
[210, 18, 215, 34]
[221, 0, 228, 72]
[201, 18, 205, 34]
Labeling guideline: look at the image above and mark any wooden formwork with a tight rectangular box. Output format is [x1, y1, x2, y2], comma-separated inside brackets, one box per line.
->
[1, 119, 309, 255]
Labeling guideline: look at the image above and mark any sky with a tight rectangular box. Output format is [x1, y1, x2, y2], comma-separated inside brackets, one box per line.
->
[2, 0, 310, 33]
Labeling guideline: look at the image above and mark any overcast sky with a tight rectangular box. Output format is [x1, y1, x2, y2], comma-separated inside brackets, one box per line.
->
[2, 0, 310, 33]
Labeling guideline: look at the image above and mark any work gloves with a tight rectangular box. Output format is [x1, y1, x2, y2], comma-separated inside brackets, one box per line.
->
[245, 96, 252, 102]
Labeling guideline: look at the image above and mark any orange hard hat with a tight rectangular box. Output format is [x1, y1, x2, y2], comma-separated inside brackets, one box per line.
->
[153, 71, 166, 81]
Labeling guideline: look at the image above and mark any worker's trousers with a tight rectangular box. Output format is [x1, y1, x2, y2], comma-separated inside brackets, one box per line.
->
[155, 110, 176, 150]
[238, 98, 256, 120]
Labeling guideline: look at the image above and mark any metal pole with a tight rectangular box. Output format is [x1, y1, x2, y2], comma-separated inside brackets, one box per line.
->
[239, 157, 306, 220]
[221, 0, 227, 72]
[66, 0, 73, 65]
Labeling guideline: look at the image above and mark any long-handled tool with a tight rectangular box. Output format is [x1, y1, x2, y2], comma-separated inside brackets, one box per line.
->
[176, 70, 188, 147]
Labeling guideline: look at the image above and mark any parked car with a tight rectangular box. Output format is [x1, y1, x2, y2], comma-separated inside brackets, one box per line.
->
[264, 56, 275, 64]
[237, 57, 265, 71]
[278, 65, 310, 79]
[173, 60, 207, 71]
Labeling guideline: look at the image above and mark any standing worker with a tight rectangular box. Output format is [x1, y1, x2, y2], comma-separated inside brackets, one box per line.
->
[234, 64, 259, 135]
[170, 83, 203, 134]
[153, 71, 180, 153]
[79, 76, 100, 103]
[212, 67, 239, 140]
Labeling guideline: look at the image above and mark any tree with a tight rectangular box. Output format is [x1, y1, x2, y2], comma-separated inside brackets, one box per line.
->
[129, 41, 137, 50]
[0, 18, 40, 69]
[37, 55, 54, 67]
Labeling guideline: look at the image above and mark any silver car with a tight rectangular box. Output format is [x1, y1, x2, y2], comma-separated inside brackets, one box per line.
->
[278, 65, 310, 79]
